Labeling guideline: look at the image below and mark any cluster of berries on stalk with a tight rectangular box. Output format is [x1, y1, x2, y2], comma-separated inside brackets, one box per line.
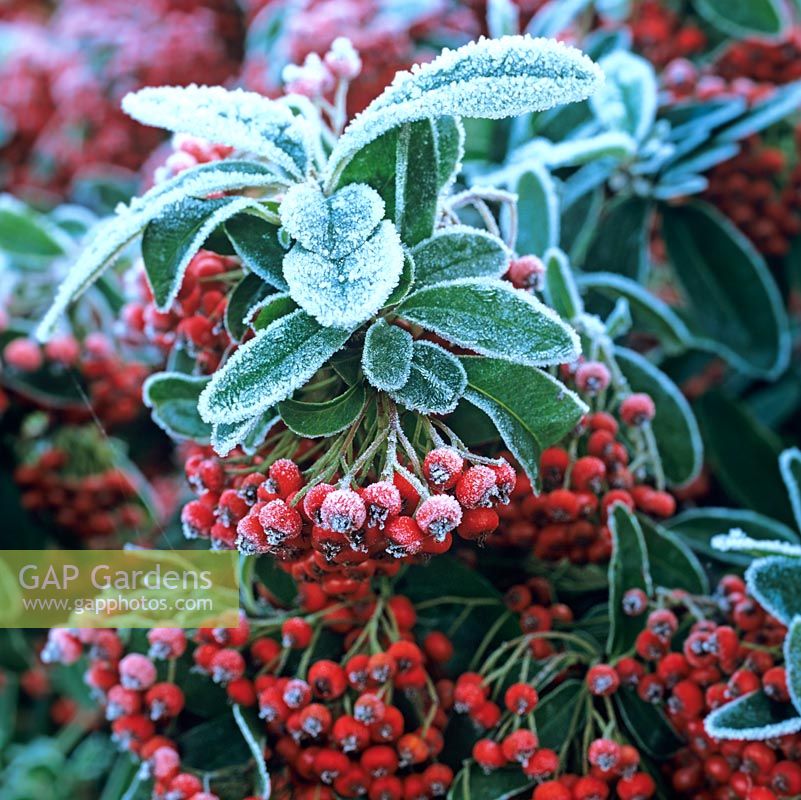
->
[495, 399, 674, 564]
[181, 445, 516, 599]
[629, 0, 706, 68]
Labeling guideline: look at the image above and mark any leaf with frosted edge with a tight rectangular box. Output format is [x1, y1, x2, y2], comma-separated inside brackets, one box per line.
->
[362, 319, 413, 392]
[397, 278, 580, 367]
[122, 85, 312, 178]
[705, 690, 801, 741]
[384, 252, 416, 307]
[143, 372, 212, 442]
[639, 514, 709, 595]
[225, 273, 274, 342]
[607, 503, 652, 657]
[511, 165, 558, 256]
[395, 120, 439, 246]
[745, 556, 801, 625]
[279, 181, 385, 260]
[543, 247, 582, 321]
[591, 51, 656, 143]
[780, 448, 801, 531]
[278, 383, 366, 438]
[36, 162, 282, 340]
[389, 341, 467, 415]
[198, 310, 352, 423]
[248, 293, 298, 332]
[711, 529, 801, 559]
[325, 35, 603, 187]
[787, 617, 801, 716]
[411, 227, 510, 287]
[487, 0, 520, 37]
[142, 195, 266, 312]
[578, 272, 692, 354]
[604, 298, 632, 339]
[460, 355, 586, 484]
[211, 413, 280, 458]
[283, 220, 405, 329]
[225, 213, 288, 291]
[616, 347, 703, 488]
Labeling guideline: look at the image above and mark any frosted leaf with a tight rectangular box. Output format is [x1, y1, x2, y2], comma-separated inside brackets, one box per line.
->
[511, 164, 559, 256]
[36, 161, 281, 340]
[245, 293, 298, 332]
[787, 617, 801, 716]
[122, 85, 312, 178]
[396, 277, 581, 367]
[388, 340, 467, 415]
[745, 556, 801, 625]
[503, 131, 636, 173]
[198, 310, 352, 423]
[283, 220, 404, 328]
[362, 318, 414, 392]
[411, 226, 510, 287]
[325, 35, 603, 185]
[780, 447, 801, 531]
[142, 372, 211, 442]
[211, 413, 280, 457]
[487, 0, 520, 38]
[279, 181, 385, 260]
[590, 51, 656, 143]
[704, 690, 801, 741]
[711, 528, 801, 559]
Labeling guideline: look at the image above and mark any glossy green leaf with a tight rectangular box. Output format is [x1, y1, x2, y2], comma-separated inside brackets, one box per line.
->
[224, 212, 287, 290]
[412, 229, 510, 287]
[143, 372, 211, 442]
[615, 690, 683, 758]
[694, 0, 785, 37]
[278, 382, 366, 438]
[543, 247, 583, 321]
[638, 514, 709, 594]
[225, 273, 274, 342]
[249, 293, 298, 331]
[582, 196, 651, 281]
[513, 165, 558, 256]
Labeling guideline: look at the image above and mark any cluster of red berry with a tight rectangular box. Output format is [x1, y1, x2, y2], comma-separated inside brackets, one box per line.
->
[13, 441, 145, 541]
[122, 250, 238, 374]
[181, 447, 516, 597]
[716, 30, 801, 86]
[629, 0, 706, 69]
[495, 401, 675, 564]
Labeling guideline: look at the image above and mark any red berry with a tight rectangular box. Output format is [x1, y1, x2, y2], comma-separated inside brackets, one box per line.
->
[422, 448, 464, 490]
[620, 394, 656, 426]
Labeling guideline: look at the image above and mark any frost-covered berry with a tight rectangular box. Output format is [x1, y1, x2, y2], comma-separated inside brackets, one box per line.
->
[455, 465, 497, 509]
[506, 255, 544, 290]
[106, 685, 142, 720]
[181, 500, 215, 540]
[415, 495, 463, 540]
[622, 588, 649, 616]
[354, 693, 385, 724]
[620, 393, 656, 426]
[586, 664, 620, 696]
[473, 738, 506, 770]
[151, 746, 181, 782]
[265, 459, 303, 497]
[145, 682, 185, 719]
[258, 499, 303, 545]
[489, 459, 516, 503]
[324, 37, 362, 80]
[501, 729, 538, 766]
[319, 488, 367, 533]
[283, 678, 312, 709]
[4, 338, 43, 372]
[147, 628, 187, 660]
[282, 52, 334, 97]
[236, 511, 269, 555]
[119, 653, 157, 690]
[422, 448, 464, 490]
[282, 617, 313, 649]
[41, 629, 82, 664]
[303, 483, 336, 524]
[362, 481, 402, 529]
[504, 683, 539, 715]
[588, 738, 621, 772]
[210, 648, 245, 685]
[575, 362, 611, 395]
[384, 516, 425, 557]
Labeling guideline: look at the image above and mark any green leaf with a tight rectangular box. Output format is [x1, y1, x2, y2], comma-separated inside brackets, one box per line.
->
[397, 278, 580, 367]
[389, 341, 467, 415]
[212, 412, 279, 457]
[254, 556, 298, 606]
[604, 298, 632, 339]
[446, 401, 501, 447]
[143, 372, 212, 442]
[225, 273, 274, 342]
[786, 617, 801, 716]
[746, 557, 801, 626]
[666, 508, 799, 567]
[536, 679, 587, 749]
[694, 392, 795, 525]
[395, 121, 439, 246]
[411, 229, 510, 287]
[607, 504, 652, 657]
[780, 448, 801, 532]
[512, 165, 558, 256]
[326, 35, 602, 186]
[638, 515, 709, 594]
[715, 81, 801, 143]
[543, 247, 583, 320]
[384, 252, 416, 307]
[278, 382, 366, 438]
[142, 196, 265, 311]
[705, 690, 801, 741]
[460, 355, 586, 484]
[616, 347, 703, 487]
[434, 116, 465, 191]
[709, 530, 801, 560]
[582, 196, 652, 281]
[225, 212, 288, 290]
[661, 201, 790, 379]
[694, 0, 785, 37]
[0, 195, 69, 259]
[362, 319, 414, 392]
[615, 690, 683, 758]
[198, 310, 352, 423]
[578, 272, 692, 354]
[591, 51, 657, 142]
[177, 713, 252, 771]
[249, 293, 298, 332]
[232, 705, 270, 799]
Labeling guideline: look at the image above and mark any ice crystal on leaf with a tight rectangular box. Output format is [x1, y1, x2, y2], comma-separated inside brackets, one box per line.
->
[388, 341, 467, 415]
[122, 85, 313, 178]
[211, 414, 280, 458]
[198, 310, 351, 423]
[283, 220, 404, 328]
[362, 319, 414, 392]
[325, 35, 603, 185]
[711, 528, 801, 559]
[279, 181, 385, 260]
